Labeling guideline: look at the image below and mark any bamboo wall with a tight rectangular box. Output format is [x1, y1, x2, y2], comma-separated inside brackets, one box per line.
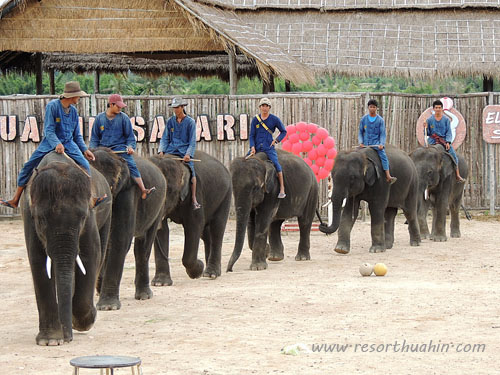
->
[1, 92, 498, 217]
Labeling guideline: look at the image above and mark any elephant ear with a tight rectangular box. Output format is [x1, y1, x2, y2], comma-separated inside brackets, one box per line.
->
[180, 167, 191, 202]
[264, 163, 276, 194]
[364, 157, 379, 186]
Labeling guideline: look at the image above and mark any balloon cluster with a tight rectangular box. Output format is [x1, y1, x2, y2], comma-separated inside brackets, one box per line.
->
[281, 122, 337, 182]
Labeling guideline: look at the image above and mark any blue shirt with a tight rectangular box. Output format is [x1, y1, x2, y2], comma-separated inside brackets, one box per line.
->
[249, 113, 287, 151]
[358, 114, 387, 146]
[39, 99, 87, 153]
[426, 115, 452, 144]
[89, 112, 136, 151]
[159, 115, 197, 157]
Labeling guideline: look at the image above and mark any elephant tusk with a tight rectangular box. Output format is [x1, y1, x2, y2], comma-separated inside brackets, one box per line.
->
[322, 201, 332, 208]
[46, 256, 52, 279]
[76, 255, 86, 275]
[424, 188, 429, 201]
[342, 198, 347, 208]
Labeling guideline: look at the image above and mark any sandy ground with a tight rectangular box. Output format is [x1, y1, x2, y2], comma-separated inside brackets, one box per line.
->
[0, 215, 499, 375]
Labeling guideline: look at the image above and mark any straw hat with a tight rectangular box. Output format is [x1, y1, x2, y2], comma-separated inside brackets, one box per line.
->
[169, 97, 188, 108]
[60, 81, 88, 98]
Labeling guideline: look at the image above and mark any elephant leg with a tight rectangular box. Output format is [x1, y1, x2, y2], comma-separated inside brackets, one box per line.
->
[449, 197, 461, 238]
[268, 220, 285, 261]
[368, 202, 386, 253]
[431, 191, 448, 242]
[384, 207, 398, 249]
[134, 216, 162, 300]
[296, 214, 313, 260]
[202, 225, 211, 266]
[97, 198, 135, 311]
[250, 209, 273, 271]
[152, 219, 173, 286]
[403, 206, 421, 247]
[418, 200, 431, 239]
[72, 220, 100, 333]
[247, 210, 256, 250]
[182, 217, 204, 279]
[335, 198, 360, 254]
[95, 218, 111, 294]
[25, 219, 64, 346]
[203, 204, 229, 278]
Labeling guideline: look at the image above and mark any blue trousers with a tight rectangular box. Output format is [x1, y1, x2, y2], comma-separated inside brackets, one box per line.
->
[17, 147, 90, 187]
[167, 153, 195, 177]
[375, 148, 390, 171]
[120, 153, 141, 178]
[251, 147, 282, 172]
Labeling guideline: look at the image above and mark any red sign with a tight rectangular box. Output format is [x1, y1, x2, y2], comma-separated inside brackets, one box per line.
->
[482, 105, 500, 144]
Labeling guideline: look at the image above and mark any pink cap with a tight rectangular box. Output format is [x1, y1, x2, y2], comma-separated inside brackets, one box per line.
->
[109, 94, 127, 108]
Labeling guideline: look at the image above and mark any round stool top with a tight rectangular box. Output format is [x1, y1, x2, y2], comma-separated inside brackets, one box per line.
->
[70, 355, 141, 369]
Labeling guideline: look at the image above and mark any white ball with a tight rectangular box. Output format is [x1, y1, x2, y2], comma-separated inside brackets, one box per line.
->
[359, 263, 373, 276]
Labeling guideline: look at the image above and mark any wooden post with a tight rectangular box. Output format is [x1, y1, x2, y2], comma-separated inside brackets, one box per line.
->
[94, 70, 100, 94]
[285, 80, 291, 92]
[35, 53, 43, 95]
[49, 69, 55, 95]
[483, 75, 494, 92]
[228, 50, 238, 95]
[488, 92, 496, 215]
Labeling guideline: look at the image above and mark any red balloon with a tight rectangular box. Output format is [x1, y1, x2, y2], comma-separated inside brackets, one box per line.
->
[323, 136, 335, 149]
[282, 139, 292, 152]
[307, 123, 318, 134]
[303, 157, 312, 166]
[292, 142, 302, 155]
[317, 127, 329, 140]
[311, 164, 319, 174]
[299, 131, 310, 141]
[286, 125, 297, 134]
[312, 135, 322, 146]
[302, 140, 313, 152]
[317, 144, 327, 156]
[315, 175, 321, 183]
[324, 158, 334, 171]
[318, 167, 330, 180]
[316, 156, 326, 167]
[308, 148, 318, 160]
[326, 147, 338, 159]
[289, 133, 300, 144]
[296, 122, 307, 132]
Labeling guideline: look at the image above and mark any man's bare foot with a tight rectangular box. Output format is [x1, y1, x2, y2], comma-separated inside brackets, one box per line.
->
[193, 202, 202, 210]
[93, 194, 108, 208]
[0, 199, 17, 209]
[387, 177, 397, 185]
[141, 187, 156, 200]
[456, 176, 466, 183]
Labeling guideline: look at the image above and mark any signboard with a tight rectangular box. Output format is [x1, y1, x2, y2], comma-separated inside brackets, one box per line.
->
[482, 105, 500, 144]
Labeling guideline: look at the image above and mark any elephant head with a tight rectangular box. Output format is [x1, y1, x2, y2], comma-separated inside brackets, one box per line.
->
[90, 147, 132, 198]
[226, 156, 278, 271]
[319, 149, 379, 234]
[28, 161, 94, 342]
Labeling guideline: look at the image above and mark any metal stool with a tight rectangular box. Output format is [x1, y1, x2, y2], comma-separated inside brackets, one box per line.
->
[70, 355, 142, 375]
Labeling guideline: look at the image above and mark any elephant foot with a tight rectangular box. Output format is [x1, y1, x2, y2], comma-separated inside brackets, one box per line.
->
[36, 329, 65, 346]
[185, 260, 204, 279]
[250, 261, 268, 271]
[268, 252, 284, 261]
[151, 273, 173, 286]
[135, 287, 153, 301]
[203, 265, 221, 279]
[450, 231, 461, 238]
[369, 245, 386, 253]
[410, 239, 421, 246]
[72, 307, 96, 332]
[96, 296, 121, 311]
[295, 252, 311, 261]
[334, 243, 350, 254]
[420, 233, 430, 240]
[385, 242, 394, 250]
[430, 234, 447, 242]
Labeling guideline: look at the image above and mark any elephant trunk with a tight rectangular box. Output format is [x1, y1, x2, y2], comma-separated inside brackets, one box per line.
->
[227, 198, 251, 272]
[319, 193, 344, 235]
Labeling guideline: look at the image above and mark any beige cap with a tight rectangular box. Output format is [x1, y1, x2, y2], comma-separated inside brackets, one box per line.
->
[259, 97, 272, 107]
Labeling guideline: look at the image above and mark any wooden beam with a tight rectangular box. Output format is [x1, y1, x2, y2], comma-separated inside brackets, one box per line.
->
[483, 75, 494, 92]
[228, 50, 237, 95]
[49, 69, 55, 95]
[35, 53, 43, 95]
[285, 80, 291, 92]
[94, 70, 100, 94]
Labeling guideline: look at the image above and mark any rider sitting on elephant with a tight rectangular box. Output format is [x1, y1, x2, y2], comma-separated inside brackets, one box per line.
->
[90, 94, 155, 199]
[358, 99, 397, 184]
[425, 99, 466, 183]
[248, 97, 287, 198]
[159, 97, 201, 210]
[1, 81, 107, 209]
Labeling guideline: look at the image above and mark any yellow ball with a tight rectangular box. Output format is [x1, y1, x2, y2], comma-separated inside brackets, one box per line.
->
[373, 263, 387, 276]
[359, 263, 373, 276]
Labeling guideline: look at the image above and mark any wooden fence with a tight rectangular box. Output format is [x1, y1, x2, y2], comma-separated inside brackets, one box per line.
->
[1, 92, 498, 217]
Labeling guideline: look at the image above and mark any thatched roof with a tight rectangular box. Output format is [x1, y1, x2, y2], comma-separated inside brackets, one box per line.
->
[0, 0, 314, 84]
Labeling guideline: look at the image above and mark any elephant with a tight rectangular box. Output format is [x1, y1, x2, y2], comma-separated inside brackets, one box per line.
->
[410, 145, 468, 241]
[319, 145, 421, 253]
[226, 149, 319, 272]
[21, 151, 112, 345]
[149, 150, 232, 284]
[89, 148, 167, 310]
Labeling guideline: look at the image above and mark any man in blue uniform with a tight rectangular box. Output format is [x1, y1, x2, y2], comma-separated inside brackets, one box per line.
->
[248, 97, 287, 198]
[159, 97, 201, 210]
[90, 94, 155, 199]
[358, 99, 397, 184]
[1, 81, 104, 209]
[425, 100, 465, 182]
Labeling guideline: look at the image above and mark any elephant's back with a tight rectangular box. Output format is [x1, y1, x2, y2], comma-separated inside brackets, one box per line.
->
[194, 150, 232, 208]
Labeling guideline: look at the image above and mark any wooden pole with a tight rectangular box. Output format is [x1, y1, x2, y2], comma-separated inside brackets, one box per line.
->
[49, 69, 55, 95]
[488, 92, 496, 215]
[228, 50, 238, 95]
[94, 70, 100, 94]
[483, 75, 494, 92]
[35, 52, 43, 95]
[285, 80, 291, 92]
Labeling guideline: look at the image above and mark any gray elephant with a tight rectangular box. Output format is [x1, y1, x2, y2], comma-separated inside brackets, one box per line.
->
[21, 152, 112, 345]
[410, 145, 468, 241]
[227, 149, 319, 272]
[149, 150, 232, 285]
[90, 148, 167, 310]
[319, 145, 421, 252]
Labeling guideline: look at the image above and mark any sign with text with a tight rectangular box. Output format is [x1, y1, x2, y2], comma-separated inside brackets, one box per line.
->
[482, 105, 500, 143]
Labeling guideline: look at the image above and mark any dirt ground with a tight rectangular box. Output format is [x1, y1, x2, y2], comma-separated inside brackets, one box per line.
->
[0, 214, 499, 375]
